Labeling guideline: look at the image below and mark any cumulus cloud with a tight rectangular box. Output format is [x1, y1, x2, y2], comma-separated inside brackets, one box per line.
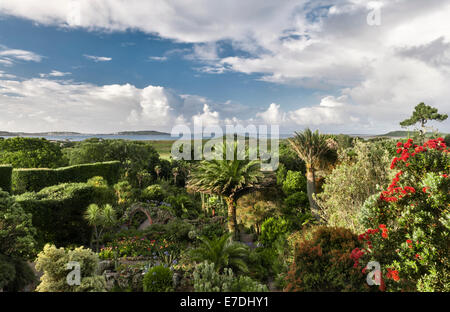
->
[83, 54, 112, 62]
[1, 0, 450, 133]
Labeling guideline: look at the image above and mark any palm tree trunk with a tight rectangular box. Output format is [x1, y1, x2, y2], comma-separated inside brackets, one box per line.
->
[306, 166, 320, 221]
[226, 197, 238, 240]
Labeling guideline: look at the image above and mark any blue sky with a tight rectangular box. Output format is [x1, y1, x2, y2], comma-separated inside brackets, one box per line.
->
[0, 0, 449, 134]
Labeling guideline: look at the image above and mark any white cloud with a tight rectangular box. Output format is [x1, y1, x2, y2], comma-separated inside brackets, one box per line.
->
[148, 56, 167, 62]
[83, 54, 112, 62]
[1, 0, 450, 133]
[0, 47, 42, 66]
[39, 70, 72, 78]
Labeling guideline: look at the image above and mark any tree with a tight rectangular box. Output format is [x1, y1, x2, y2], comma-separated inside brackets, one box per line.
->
[288, 128, 335, 220]
[400, 103, 448, 137]
[84, 204, 117, 252]
[187, 143, 263, 239]
[0, 137, 66, 168]
[190, 234, 249, 273]
[316, 140, 392, 233]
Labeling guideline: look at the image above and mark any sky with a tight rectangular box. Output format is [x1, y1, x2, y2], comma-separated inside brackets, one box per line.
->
[0, 0, 449, 135]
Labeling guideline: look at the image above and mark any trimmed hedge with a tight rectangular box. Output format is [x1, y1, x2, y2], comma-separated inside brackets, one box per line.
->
[14, 183, 100, 249]
[0, 164, 13, 193]
[12, 161, 120, 193]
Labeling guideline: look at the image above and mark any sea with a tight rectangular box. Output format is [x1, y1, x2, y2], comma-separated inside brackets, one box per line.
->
[0, 133, 297, 142]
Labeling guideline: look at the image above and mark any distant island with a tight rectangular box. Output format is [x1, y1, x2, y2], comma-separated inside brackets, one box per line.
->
[379, 130, 448, 138]
[0, 130, 170, 136]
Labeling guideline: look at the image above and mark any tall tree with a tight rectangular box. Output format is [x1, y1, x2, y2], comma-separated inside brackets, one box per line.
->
[400, 103, 448, 137]
[187, 143, 263, 240]
[288, 128, 335, 220]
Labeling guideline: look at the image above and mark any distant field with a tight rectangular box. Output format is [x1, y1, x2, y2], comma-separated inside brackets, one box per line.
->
[147, 138, 284, 160]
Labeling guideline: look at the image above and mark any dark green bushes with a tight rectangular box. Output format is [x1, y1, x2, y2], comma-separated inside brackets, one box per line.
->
[14, 183, 103, 248]
[0, 137, 66, 168]
[0, 165, 12, 193]
[12, 161, 120, 193]
[143, 265, 173, 292]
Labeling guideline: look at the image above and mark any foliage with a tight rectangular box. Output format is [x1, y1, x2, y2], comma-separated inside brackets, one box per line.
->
[400, 102, 448, 136]
[282, 170, 307, 196]
[285, 226, 369, 292]
[142, 265, 173, 292]
[99, 234, 176, 260]
[288, 128, 337, 219]
[63, 139, 160, 185]
[84, 204, 118, 252]
[316, 140, 393, 233]
[35, 244, 106, 292]
[356, 138, 449, 291]
[0, 189, 36, 259]
[15, 183, 98, 248]
[11, 161, 121, 193]
[283, 191, 308, 213]
[141, 184, 164, 202]
[0, 137, 66, 168]
[192, 261, 268, 292]
[113, 181, 135, 206]
[190, 234, 249, 273]
[0, 165, 13, 193]
[187, 142, 264, 239]
[0, 190, 37, 291]
[260, 217, 290, 248]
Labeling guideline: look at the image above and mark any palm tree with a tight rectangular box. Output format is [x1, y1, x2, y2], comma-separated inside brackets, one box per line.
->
[187, 143, 263, 240]
[288, 128, 335, 220]
[190, 233, 249, 273]
[172, 167, 179, 185]
[154, 165, 161, 180]
[84, 204, 117, 252]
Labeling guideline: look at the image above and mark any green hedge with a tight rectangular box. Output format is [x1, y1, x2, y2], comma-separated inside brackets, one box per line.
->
[14, 183, 101, 249]
[0, 164, 13, 193]
[12, 161, 120, 193]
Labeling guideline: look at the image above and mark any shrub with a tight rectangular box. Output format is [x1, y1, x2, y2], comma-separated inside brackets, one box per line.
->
[35, 244, 106, 292]
[0, 164, 12, 193]
[142, 265, 173, 292]
[12, 161, 121, 193]
[0, 188, 37, 290]
[0, 255, 36, 291]
[0, 137, 66, 168]
[282, 170, 306, 196]
[355, 138, 449, 292]
[283, 191, 308, 212]
[141, 184, 164, 202]
[190, 234, 249, 273]
[15, 183, 97, 248]
[316, 140, 392, 233]
[260, 217, 289, 248]
[284, 226, 369, 292]
[193, 261, 268, 292]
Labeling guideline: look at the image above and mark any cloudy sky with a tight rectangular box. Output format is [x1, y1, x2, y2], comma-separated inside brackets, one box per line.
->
[0, 0, 449, 134]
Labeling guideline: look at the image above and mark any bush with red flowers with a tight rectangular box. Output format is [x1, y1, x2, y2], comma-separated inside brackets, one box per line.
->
[357, 138, 449, 291]
[284, 226, 372, 292]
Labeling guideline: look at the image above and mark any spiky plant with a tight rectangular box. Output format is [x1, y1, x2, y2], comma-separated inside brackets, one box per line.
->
[190, 233, 249, 273]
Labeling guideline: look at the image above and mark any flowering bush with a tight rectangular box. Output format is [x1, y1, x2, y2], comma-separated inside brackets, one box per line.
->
[357, 138, 449, 291]
[99, 234, 176, 261]
[284, 226, 370, 292]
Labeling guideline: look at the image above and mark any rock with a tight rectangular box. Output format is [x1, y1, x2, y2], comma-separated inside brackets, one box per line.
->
[98, 260, 113, 274]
